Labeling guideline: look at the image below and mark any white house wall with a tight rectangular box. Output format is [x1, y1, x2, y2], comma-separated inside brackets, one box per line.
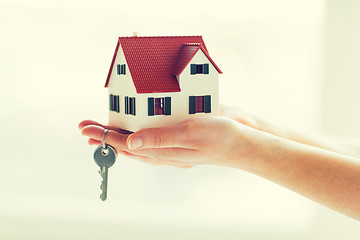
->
[108, 44, 138, 131]
[107, 46, 220, 132]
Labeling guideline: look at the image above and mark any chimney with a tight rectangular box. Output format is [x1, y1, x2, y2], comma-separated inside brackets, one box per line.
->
[133, 32, 138, 37]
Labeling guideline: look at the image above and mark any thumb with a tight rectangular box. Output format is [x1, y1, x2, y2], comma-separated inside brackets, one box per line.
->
[126, 125, 193, 150]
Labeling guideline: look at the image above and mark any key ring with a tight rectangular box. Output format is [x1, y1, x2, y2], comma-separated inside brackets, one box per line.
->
[102, 129, 109, 149]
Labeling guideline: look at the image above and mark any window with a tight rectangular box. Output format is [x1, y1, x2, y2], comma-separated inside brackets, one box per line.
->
[109, 94, 120, 113]
[125, 96, 136, 116]
[155, 98, 165, 115]
[196, 64, 204, 74]
[189, 95, 211, 114]
[148, 97, 171, 116]
[190, 63, 209, 75]
[195, 96, 205, 113]
[117, 64, 126, 75]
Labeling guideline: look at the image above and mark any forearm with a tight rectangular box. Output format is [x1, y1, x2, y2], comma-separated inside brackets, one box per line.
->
[233, 133, 360, 220]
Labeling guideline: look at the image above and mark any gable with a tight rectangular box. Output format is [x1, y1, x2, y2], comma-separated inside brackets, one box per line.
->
[173, 44, 222, 76]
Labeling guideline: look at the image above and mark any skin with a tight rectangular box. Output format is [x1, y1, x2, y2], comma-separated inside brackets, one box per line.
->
[79, 105, 360, 220]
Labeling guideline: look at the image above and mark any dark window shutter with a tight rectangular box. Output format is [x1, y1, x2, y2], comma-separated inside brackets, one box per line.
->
[110, 94, 114, 111]
[164, 97, 171, 115]
[190, 64, 197, 75]
[129, 98, 133, 115]
[204, 95, 211, 113]
[148, 97, 154, 116]
[123, 64, 126, 75]
[189, 96, 196, 114]
[204, 64, 209, 74]
[115, 95, 120, 113]
[114, 95, 117, 112]
[120, 64, 124, 75]
[132, 98, 136, 116]
[125, 96, 128, 114]
[117, 64, 121, 75]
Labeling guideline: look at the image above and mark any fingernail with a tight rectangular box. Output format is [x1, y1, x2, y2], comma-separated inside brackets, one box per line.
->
[129, 137, 142, 149]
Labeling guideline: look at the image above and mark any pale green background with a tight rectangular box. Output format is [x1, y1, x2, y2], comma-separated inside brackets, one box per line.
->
[1, 0, 359, 239]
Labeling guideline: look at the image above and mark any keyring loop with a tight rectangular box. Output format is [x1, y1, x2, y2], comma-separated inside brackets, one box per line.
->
[102, 129, 109, 149]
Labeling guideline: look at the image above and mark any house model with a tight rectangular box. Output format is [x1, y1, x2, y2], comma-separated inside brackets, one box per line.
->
[105, 35, 222, 132]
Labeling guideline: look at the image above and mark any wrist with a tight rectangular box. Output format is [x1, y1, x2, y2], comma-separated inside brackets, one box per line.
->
[227, 124, 282, 173]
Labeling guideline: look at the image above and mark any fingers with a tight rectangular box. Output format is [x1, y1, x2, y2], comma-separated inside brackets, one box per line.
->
[86, 138, 195, 168]
[126, 122, 197, 150]
[81, 125, 128, 150]
[79, 120, 103, 130]
[121, 151, 195, 168]
[88, 134, 198, 165]
[80, 119, 196, 150]
[79, 119, 197, 168]
[79, 120, 133, 134]
[88, 138, 102, 145]
[131, 147, 198, 163]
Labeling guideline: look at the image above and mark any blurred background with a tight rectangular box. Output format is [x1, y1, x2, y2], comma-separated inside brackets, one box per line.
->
[1, 0, 360, 239]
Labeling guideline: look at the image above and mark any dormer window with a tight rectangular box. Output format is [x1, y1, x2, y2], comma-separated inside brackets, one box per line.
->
[190, 63, 209, 75]
[117, 64, 126, 75]
[196, 64, 203, 74]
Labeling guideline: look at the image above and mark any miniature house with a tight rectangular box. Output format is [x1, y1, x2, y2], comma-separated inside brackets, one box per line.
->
[104, 36, 222, 132]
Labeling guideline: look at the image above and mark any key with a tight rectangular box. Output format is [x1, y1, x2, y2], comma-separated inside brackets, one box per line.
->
[93, 144, 117, 201]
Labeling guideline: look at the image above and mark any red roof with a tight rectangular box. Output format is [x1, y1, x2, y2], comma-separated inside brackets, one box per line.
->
[105, 36, 222, 93]
[173, 43, 223, 76]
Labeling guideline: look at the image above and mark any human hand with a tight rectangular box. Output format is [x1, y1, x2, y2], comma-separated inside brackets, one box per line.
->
[79, 120, 194, 168]
[220, 105, 288, 138]
[79, 117, 270, 170]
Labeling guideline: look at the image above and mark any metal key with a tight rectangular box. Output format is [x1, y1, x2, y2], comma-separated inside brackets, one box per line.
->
[93, 129, 117, 201]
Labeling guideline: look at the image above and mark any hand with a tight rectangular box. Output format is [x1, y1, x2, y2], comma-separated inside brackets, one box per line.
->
[79, 117, 269, 169]
[79, 111, 360, 220]
[79, 120, 195, 168]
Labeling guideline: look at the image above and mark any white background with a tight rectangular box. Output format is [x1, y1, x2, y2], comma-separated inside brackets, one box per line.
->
[1, 0, 359, 239]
